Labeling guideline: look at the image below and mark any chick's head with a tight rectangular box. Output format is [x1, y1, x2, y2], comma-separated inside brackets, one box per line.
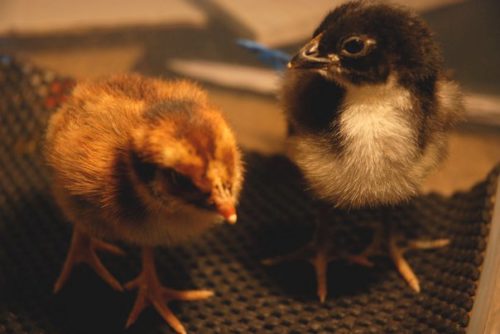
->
[288, 1, 442, 87]
[129, 99, 243, 224]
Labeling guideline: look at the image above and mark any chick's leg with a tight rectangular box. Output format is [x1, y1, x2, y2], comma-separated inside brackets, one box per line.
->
[125, 247, 213, 334]
[343, 226, 384, 267]
[54, 228, 124, 293]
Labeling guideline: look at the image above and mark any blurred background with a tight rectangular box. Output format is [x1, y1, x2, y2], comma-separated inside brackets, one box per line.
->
[0, 0, 499, 194]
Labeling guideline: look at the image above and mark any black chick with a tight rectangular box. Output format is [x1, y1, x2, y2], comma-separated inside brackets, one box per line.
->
[267, 1, 464, 301]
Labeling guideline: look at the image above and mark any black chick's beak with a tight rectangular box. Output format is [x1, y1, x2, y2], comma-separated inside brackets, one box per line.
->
[288, 34, 338, 70]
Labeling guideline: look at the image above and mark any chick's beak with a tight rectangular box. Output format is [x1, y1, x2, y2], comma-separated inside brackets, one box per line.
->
[215, 202, 237, 224]
[288, 35, 338, 70]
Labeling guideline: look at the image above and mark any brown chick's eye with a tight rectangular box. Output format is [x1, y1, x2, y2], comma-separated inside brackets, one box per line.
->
[163, 169, 211, 207]
[166, 169, 194, 190]
[164, 169, 197, 194]
[130, 151, 157, 184]
[340, 36, 372, 57]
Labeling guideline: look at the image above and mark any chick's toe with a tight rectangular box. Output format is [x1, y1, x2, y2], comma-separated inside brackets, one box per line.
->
[54, 229, 124, 293]
[125, 248, 213, 333]
[389, 233, 450, 293]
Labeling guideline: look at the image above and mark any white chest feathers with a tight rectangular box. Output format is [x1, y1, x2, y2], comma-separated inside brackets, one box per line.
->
[339, 77, 417, 165]
[290, 77, 426, 208]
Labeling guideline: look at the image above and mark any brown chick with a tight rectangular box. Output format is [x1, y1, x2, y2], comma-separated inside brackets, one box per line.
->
[44, 73, 243, 333]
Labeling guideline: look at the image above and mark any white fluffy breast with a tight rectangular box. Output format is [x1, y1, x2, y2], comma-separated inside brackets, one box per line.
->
[339, 75, 417, 166]
[289, 76, 426, 208]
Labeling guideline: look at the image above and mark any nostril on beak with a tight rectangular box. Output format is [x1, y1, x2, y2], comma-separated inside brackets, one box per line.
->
[304, 44, 318, 56]
[289, 39, 329, 69]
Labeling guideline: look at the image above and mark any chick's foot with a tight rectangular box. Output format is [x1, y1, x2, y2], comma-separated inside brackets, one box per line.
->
[263, 217, 450, 301]
[389, 233, 449, 293]
[54, 229, 125, 293]
[262, 240, 333, 303]
[352, 224, 450, 292]
[125, 248, 213, 333]
[263, 208, 382, 303]
[263, 235, 374, 303]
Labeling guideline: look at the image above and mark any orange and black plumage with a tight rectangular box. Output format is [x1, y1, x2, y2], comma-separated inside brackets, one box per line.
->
[44, 73, 243, 333]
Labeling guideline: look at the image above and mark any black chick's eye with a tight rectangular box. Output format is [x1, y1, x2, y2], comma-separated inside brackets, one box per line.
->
[340, 36, 374, 57]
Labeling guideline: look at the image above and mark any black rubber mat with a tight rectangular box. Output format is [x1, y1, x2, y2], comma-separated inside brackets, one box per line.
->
[0, 56, 498, 334]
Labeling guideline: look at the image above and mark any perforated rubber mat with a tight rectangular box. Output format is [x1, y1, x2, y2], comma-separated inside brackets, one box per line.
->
[0, 56, 499, 334]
